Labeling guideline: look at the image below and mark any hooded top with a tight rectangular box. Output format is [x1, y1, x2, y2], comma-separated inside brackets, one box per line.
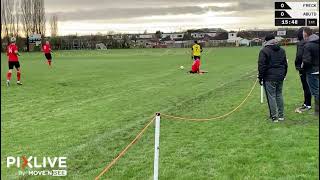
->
[263, 39, 280, 50]
[307, 34, 319, 42]
[258, 39, 288, 81]
[302, 34, 319, 73]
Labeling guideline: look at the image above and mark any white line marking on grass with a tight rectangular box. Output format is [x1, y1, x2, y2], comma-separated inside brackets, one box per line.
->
[160, 49, 171, 56]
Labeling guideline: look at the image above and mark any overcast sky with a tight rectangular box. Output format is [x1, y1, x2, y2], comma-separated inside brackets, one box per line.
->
[43, 0, 308, 35]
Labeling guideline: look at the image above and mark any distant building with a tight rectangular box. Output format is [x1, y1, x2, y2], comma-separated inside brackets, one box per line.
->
[191, 32, 217, 39]
[191, 33, 205, 39]
[137, 34, 153, 39]
[275, 36, 284, 41]
[239, 38, 251, 46]
[113, 34, 122, 40]
[251, 38, 262, 42]
[106, 35, 113, 39]
[127, 34, 136, 39]
[162, 33, 184, 40]
[205, 32, 217, 37]
[227, 32, 238, 41]
[251, 38, 263, 46]
[227, 32, 241, 46]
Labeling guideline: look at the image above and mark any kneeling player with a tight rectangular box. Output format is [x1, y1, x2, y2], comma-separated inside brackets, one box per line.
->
[42, 41, 52, 67]
[189, 58, 208, 74]
[190, 58, 201, 73]
[6, 37, 22, 86]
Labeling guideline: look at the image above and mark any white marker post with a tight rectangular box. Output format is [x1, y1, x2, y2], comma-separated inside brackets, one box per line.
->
[154, 113, 161, 180]
[260, 86, 264, 103]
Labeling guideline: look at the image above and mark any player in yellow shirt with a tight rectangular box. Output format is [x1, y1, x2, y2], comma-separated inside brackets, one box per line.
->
[191, 40, 203, 60]
[190, 40, 207, 74]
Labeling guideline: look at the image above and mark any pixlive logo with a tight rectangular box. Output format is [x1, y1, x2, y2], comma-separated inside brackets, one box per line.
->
[6, 156, 67, 176]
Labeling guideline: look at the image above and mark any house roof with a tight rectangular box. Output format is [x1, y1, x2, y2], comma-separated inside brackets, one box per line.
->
[160, 36, 172, 41]
[212, 32, 228, 40]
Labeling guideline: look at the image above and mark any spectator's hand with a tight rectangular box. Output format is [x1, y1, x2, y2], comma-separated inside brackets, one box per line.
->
[259, 79, 263, 86]
[258, 77, 263, 86]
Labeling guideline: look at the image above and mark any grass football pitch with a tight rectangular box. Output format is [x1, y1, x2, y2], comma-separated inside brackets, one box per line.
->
[1, 47, 319, 179]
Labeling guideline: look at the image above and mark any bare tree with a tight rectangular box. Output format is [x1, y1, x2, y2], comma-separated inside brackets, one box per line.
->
[1, 0, 8, 39]
[21, 0, 34, 51]
[14, 0, 20, 37]
[1, 0, 15, 41]
[6, 0, 15, 36]
[50, 15, 58, 37]
[38, 0, 46, 35]
[2, 0, 46, 50]
[32, 0, 45, 35]
[107, 31, 115, 35]
[21, 0, 33, 36]
[32, 0, 38, 33]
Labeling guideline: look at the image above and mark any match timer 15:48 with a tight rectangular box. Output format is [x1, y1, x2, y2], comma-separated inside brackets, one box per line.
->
[275, 19, 306, 26]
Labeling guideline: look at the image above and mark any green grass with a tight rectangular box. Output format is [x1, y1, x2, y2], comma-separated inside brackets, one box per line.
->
[1, 47, 318, 180]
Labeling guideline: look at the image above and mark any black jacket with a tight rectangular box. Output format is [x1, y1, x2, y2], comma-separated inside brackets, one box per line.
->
[295, 40, 306, 72]
[258, 39, 288, 81]
[302, 34, 319, 74]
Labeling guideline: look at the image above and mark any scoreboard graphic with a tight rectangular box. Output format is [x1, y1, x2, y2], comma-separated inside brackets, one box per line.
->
[275, 2, 319, 26]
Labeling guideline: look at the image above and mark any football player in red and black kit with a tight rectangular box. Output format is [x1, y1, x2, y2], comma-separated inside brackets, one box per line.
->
[6, 37, 22, 86]
[42, 41, 53, 67]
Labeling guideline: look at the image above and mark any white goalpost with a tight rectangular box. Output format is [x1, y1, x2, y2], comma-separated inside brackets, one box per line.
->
[96, 43, 107, 50]
[154, 113, 161, 180]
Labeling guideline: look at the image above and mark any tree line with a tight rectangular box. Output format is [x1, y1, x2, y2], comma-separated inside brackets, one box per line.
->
[1, 0, 58, 51]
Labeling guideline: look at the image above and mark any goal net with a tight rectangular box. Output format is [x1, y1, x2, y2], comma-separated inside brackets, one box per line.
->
[96, 43, 107, 50]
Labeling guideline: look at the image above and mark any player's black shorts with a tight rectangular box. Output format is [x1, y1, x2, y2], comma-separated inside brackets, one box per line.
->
[45, 53, 52, 60]
[193, 56, 200, 60]
[8, 61, 20, 69]
[189, 70, 198, 74]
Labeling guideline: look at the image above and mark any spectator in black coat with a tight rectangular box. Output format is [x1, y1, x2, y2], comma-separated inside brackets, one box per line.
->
[302, 27, 319, 116]
[294, 27, 312, 113]
[258, 34, 288, 122]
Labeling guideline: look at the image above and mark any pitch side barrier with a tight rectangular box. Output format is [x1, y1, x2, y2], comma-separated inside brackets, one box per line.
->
[95, 78, 259, 180]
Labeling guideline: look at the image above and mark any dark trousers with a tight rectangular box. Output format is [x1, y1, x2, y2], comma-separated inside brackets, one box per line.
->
[306, 73, 319, 100]
[264, 81, 284, 119]
[299, 72, 312, 106]
[306, 73, 319, 115]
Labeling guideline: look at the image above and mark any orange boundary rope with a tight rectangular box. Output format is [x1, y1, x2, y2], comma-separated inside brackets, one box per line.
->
[95, 78, 258, 179]
[162, 79, 258, 121]
[95, 116, 155, 180]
